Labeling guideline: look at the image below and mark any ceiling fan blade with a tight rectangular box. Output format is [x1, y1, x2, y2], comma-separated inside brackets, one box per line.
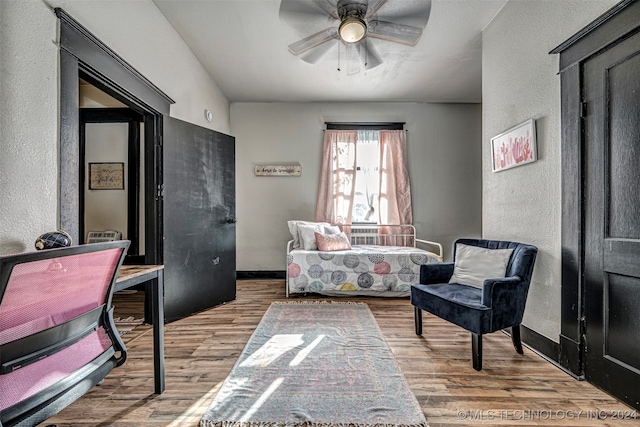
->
[288, 28, 339, 56]
[301, 39, 337, 64]
[367, 20, 423, 46]
[365, 0, 388, 19]
[345, 43, 362, 75]
[314, 0, 339, 19]
[370, 0, 431, 29]
[279, 0, 336, 23]
[360, 39, 383, 70]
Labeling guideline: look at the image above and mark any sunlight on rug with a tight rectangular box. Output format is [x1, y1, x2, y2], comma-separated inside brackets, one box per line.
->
[200, 301, 428, 427]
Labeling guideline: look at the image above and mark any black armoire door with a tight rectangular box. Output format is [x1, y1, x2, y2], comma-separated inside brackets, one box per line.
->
[553, 0, 640, 410]
[583, 30, 640, 409]
[162, 116, 236, 322]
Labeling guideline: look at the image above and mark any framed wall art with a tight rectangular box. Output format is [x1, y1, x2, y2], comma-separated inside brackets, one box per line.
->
[491, 119, 537, 172]
[89, 162, 125, 190]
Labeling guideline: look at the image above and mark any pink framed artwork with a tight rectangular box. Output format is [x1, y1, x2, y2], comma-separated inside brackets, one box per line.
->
[491, 119, 537, 172]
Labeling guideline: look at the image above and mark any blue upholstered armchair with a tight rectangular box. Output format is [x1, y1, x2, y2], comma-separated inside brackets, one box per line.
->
[410, 238, 538, 370]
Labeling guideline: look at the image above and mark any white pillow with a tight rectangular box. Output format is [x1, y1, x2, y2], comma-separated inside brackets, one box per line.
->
[297, 223, 328, 250]
[287, 221, 333, 250]
[323, 225, 341, 235]
[448, 243, 514, 288]
[287, 220, 303, 248]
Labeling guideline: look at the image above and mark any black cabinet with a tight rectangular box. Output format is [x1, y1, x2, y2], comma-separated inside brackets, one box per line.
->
[551, 0, 640, 410]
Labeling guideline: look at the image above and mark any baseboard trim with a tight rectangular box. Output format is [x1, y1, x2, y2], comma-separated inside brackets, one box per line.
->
[558, 333, 584, 378]
[520, 325, 558, 360]
[236, 270, 286, 280]
[503, 326, 582, 380]
[522, 326, 585, 380]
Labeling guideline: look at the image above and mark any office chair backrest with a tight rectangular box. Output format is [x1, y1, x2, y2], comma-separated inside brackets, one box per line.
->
[0, 240, 129, 426]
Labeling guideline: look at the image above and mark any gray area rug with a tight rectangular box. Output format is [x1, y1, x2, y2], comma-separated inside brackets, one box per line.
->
[200, 301, 428, 427]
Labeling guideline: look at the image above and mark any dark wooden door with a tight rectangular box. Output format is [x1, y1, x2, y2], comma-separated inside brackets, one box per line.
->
[162, 116, 236, 322]
[583, 30, 640, 410]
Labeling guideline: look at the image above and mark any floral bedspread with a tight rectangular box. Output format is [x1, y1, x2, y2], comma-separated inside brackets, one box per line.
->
[287, 245, 441, 295]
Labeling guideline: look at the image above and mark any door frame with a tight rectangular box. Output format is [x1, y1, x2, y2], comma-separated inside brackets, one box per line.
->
[56, 8, 173, 265]
[551, 0, 640, 378]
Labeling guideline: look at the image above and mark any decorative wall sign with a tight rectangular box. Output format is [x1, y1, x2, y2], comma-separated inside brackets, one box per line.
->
[89, 162, 125, 189]
[254, 163, 302, 176]
[491, 119, 537, 172]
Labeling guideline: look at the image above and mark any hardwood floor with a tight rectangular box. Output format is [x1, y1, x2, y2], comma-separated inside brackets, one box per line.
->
[42, 280, 637, 427]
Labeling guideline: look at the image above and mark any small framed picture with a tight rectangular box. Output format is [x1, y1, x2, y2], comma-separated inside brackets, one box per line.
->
[89, 162, 125, 190]
[491, 119, 537, 172]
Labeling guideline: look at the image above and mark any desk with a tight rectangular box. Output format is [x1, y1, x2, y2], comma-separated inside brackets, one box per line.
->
[115, 265, 165, 394]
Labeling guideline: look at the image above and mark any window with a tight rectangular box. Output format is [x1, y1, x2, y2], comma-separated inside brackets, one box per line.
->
[352, 130, 379, 223]
[315, 124, 412, 226]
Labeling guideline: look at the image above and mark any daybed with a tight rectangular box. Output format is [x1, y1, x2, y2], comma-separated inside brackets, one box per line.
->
[286, 222, 442, 297]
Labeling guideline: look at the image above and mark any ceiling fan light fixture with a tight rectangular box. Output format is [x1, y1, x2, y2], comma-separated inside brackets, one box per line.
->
[339, 18, 366, 43]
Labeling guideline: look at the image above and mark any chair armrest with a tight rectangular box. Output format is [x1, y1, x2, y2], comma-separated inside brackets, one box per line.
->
[481, 276, 522, 308]
[420, 263, 454, 284]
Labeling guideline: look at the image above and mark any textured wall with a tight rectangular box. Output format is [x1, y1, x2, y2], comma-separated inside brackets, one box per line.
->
[482, 0, 618, 341]
[232, 102, 482, 270]
[0, 1, 59, 254]
[0, 0, 230, 254]
[48, 0, 230, 134]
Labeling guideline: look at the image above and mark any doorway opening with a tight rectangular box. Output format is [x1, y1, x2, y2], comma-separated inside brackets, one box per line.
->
[73, 73, 160, 265]
[79, 77, 146, 263]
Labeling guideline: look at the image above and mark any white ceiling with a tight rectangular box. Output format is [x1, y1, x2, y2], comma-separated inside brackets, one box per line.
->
[152, 0, 508, 103]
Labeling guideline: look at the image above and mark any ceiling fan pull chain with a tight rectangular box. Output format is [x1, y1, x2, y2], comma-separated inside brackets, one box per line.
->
[365, 38, 368, 67]
[337, 40, 341, 71]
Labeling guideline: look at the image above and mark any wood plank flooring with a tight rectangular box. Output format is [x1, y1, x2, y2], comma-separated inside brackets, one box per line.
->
[42, 280, 637, 427]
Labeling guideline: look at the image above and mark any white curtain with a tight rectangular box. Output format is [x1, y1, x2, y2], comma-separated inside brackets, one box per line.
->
[315, 130, 358, 224]
[377, 130, 413, 245]
[378, 129, 413, 225]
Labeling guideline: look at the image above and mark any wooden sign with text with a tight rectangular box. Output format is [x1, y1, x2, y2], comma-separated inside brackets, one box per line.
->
[254, 164, 301, 176]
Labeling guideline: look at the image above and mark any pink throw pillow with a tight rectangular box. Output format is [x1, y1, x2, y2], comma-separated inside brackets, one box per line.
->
[315, 231, 352, 251]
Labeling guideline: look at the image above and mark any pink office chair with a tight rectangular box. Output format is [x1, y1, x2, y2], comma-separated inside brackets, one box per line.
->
[0, 240, 129, 426]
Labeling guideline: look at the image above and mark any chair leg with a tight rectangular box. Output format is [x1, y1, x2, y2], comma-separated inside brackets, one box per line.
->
[414, 306, 422, 335]
[512, 324, 524, 354]
[472, 333, 482, 371]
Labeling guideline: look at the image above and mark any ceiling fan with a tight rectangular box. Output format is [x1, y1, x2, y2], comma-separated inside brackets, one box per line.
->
[279, 0, 432, 73]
